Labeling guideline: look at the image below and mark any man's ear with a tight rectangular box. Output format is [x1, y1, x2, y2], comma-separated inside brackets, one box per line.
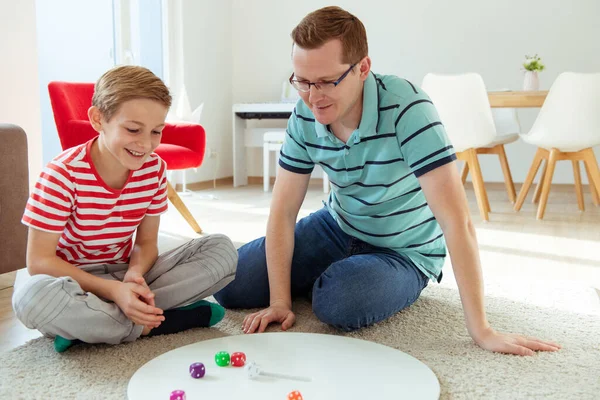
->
[359, 56, 372, 81]
[88, 106, 104, 132]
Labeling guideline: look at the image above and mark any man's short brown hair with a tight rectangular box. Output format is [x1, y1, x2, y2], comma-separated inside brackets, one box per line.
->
[291, 6, 368, 64]
[92, 65, 172, 121]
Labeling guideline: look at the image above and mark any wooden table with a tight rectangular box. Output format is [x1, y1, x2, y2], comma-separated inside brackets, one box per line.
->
[488, 91, 548, 108]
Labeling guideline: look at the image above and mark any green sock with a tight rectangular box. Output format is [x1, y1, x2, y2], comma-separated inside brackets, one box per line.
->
[176, 300, 225, 326]
[54, 336, 82, 353]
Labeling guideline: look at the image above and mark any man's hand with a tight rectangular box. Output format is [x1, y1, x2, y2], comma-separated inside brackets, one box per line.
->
[111, 281, 164, 328]
[123, 269, 155, 307]
[473, 327, 561, 356]
[242, 301, 296, 334]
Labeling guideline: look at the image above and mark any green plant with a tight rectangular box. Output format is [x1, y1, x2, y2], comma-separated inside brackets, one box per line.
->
[523, 54, 545, 72]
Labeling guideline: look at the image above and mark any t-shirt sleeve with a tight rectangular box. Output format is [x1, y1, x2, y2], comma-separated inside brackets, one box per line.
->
[146, 158, 168, 216]
[396, 93, 456, 177]
[21, 161, 75, 233]
[278, 109, 315, 175]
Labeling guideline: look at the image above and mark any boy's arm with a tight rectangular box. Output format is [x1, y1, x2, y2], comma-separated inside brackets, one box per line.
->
[417, 162, 561, 355]
[126, 215, 160, 277]
[26, 226, 164, 326]
[26, 227, 119, 301]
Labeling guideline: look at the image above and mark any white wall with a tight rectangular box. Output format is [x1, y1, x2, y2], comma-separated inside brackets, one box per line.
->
[167, 0, 233, 184]
[228, 0, 600, 183]
[0, 0, 43, 186]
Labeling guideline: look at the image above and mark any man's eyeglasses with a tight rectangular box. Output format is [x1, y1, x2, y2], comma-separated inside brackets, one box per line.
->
[289, 64, 357, 93]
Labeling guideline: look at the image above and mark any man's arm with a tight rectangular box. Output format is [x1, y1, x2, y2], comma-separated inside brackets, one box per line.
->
[242, 168, 311, 333]
[418, 162, 561, 355]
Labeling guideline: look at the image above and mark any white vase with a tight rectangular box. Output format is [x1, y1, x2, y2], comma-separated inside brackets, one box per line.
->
[523, 71, 539, 91]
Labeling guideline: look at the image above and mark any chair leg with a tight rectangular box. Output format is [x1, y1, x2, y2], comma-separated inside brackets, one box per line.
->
[461, 162, 469, 184]
[536, 148, 559, 220]
[583, 158, 600, 206]
[515, 148, 544, 211]
[263, 143, 270, 192]
[572, 160, 585, 211]
[464, 149, 489, 221]
[323, 169, 330, 194]
[532, 159, 547, 204]
[496, 145, 516, 203]
[582, 148, 600, 207]
[167, 181, 202, 233]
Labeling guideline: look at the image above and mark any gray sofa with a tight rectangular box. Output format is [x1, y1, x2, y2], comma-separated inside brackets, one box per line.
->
[0, 124, 29, 274]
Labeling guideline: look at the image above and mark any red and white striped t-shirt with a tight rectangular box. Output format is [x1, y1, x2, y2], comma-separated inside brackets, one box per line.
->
[22, 138, 168, 266]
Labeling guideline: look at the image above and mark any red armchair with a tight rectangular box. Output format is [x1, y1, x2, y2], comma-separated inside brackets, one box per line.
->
[48, 81, 205, 233]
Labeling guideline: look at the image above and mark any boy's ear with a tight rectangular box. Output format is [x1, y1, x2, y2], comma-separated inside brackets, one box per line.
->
[88, 106, 103, 132]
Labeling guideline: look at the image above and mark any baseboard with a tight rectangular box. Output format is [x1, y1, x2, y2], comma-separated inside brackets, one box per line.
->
[176, 176, 588, 192]
[174, 177, 233, 192]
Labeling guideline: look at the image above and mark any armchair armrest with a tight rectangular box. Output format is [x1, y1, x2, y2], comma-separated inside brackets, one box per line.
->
[161, 123, 206, 156]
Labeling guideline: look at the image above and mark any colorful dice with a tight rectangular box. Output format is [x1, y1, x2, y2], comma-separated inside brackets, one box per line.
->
[288, 390, 303, 400]
[170, 390, 186, 400]
[215, 351, 230, 367]
[231, 352, 246, 367]
[189, 362, 206, 379]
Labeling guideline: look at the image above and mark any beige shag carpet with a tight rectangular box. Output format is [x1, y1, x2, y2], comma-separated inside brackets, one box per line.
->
[1, 282, 599, 399]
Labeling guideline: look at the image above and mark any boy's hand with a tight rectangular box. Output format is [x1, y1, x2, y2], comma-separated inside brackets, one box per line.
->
[474, 327, 561, 356]
[123, 269, 155, 307]
[112, 281, 164, 328]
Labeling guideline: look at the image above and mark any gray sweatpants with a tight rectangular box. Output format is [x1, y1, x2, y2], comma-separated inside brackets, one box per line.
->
[12, 234, 237, 345]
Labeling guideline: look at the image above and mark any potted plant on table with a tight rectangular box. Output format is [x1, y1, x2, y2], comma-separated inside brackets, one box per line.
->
[522, 54, 545, 91]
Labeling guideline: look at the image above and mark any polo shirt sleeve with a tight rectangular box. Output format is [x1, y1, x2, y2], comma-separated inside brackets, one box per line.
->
[395, 93, 456, 177]
[278, 109, 315, 175]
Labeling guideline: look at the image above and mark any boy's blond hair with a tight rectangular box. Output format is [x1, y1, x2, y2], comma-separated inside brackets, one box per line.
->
[291, 6, 368, 65]
[92, 65, 172, 121]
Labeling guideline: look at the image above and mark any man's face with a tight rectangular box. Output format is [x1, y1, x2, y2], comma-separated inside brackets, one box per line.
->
[291, 39, 368, 126]
[90, 98, 167, 171]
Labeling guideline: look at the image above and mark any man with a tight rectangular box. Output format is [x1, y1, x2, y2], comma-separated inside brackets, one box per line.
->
[215, 6, 560, 356]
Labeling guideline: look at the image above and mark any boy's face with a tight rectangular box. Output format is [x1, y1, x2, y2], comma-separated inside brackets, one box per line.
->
[292, 39, 369, 126]
[89, 98, 168, 171]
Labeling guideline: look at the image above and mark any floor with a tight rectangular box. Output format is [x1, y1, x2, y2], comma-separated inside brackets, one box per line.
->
[1, 181, 599, 354]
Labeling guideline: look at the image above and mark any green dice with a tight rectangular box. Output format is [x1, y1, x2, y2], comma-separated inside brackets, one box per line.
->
[215, 351, 230, 367]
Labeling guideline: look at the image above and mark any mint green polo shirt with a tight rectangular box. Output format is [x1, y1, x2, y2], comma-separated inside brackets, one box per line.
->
[279, 72, 456, 282]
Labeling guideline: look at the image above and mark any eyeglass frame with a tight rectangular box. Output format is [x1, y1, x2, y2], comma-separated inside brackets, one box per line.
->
[289, 63, 357, 93]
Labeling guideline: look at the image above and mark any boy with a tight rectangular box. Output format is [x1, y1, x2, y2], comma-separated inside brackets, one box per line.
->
[13, 65, 237, 352]
[215, 7, 560, 356]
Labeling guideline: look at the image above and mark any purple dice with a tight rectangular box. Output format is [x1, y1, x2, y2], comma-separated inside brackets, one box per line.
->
[189, 362, 206, 379]
[170, 390, 186, 400]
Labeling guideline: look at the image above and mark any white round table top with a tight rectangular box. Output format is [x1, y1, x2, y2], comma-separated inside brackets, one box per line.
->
[128, 332, 440, 400]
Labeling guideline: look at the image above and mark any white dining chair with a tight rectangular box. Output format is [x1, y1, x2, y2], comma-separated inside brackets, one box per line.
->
[422, 73, 518, 221]
[514, 72, 600, 219]
[263, 131, 329, 193]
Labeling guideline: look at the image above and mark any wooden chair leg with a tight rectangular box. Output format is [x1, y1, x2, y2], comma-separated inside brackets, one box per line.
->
[464, 149, 489, 221]
[497, 145, 516, 203]
[515, 148, 544, 211]
[582, 148, 600, 207]
[536, 148, 559, 220]
[167, 181, 202, 233]
[532, 159, 547, 204]
[583, 158, 600, 206]
[461, 162, 469, 184]
[572, 160, 585, 211]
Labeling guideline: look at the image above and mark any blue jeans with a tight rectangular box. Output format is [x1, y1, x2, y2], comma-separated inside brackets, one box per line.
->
[214, 207, 428, 332]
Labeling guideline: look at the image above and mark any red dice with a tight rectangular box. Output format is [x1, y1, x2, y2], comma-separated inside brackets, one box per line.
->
[288, 390, 303, 400]
[231, 352, 246, 367]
